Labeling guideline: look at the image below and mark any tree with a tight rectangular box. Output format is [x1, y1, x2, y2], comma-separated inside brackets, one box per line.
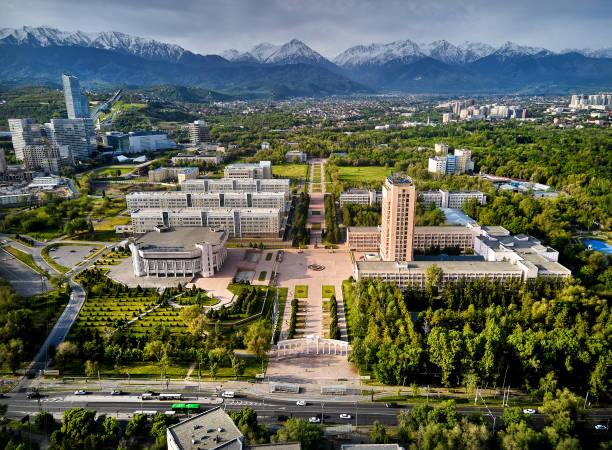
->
[126, 413, 148, 437]
[273, 418, 323, 450]
[244, 320, 271, 364]
[55, 341, 79, 370]
[541, 388, 583, 438]
[59, 408, 97, 443]
[150, 413, 179, 440]
[425, 264, 443, 296]
[34, 411, 56, 434]
[84, 360, 98, 378]
[369, 421, 389, 444]
[231, 354, 246, 380]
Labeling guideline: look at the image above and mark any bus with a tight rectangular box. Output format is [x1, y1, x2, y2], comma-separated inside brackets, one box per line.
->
[171, 403, 201, 414]
[133, 410, 158, 416]
[159, 393, 183, 401]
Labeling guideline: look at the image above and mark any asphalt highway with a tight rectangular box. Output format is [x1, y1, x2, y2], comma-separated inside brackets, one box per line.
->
[3, 391, 610, 431]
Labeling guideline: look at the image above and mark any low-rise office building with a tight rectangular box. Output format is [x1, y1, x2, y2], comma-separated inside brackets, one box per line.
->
[128, 131, 176, 152]
[148, 167, 199, 183]
[224, 161, 272, 179]
[127, 191, 288, 213]
[340, 189, 382, 206]
[130, 208, 281, 237]
[355, 259, 523, 290]
[285, 150, 307, 162]
[419, 189, 487, 209]
[171, 153, 224, 165]
[347, 226, 475, 252]
[0, 193, 35, 207]
[130, 226, 228, 278]
[180, 178, 290, 195]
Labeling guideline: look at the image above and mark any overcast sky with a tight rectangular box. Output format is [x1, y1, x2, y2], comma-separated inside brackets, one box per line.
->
[2, 0, 611, 57]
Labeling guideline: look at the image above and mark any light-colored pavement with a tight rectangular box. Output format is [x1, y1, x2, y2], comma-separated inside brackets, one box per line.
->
[0, 247, 51, 296]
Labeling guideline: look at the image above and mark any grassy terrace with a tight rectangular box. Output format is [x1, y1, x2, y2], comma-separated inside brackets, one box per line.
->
[337, 166, 394, 186]
[272, 164, 308, 180]
[294, 285, 308, 298]
[322, 285, 335, 298]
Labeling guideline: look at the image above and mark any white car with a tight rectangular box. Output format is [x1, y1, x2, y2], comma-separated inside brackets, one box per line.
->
[110, 389, 122, 395]
[339, 413, 352, 419]
[595, 424, 608, 430]
[74, 390, 87, 395]
[221, 391, 235, 398]
[296, 400, 307, 406]
[308, 417, 321, 423]
[522, 408, 536, 414]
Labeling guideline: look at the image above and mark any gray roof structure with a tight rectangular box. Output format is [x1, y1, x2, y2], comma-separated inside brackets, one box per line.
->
[356, 259, 520, 274]
[166, 407, 243, 450]
[135, 227, 227, 249]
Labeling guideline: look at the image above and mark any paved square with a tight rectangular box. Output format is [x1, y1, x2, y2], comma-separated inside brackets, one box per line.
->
[51, 244, 99, 268]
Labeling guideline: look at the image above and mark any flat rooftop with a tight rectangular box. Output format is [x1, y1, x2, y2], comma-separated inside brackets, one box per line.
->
[135, 227, 227, 248]
[414, 226, 473, 233]
[441, 208, 477, 226]
[347, 226, 380, 233]
[356, 259, 521, 274]
[166, 407, 242, 450]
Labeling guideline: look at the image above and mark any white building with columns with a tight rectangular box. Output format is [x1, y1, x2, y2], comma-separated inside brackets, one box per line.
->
[129, 226, 228, 278]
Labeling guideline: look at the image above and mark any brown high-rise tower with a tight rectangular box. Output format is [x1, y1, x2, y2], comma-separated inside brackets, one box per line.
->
[380, 175, 417, 262]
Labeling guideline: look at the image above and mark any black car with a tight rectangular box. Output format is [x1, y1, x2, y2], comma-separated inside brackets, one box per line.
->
[26, 391, 41, 399]
[385, 402, 397, 408]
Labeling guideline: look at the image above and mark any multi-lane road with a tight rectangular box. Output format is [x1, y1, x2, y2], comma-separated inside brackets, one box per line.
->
[3, 390, 610, 432]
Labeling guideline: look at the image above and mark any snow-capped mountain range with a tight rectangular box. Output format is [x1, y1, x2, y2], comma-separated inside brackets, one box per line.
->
[1, 26, 610, 68]
[0, 26, 187, 62]
[1, 25, 612, 95]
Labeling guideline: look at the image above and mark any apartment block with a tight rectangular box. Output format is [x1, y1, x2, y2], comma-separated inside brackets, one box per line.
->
[44, 118, 97, 160]
[419, 189, 487, 209]
[428, 149, 473, 175]
[180, 178, 290, 196]
[347, 226, 381, 251]
[8, 119, 43, 160]
[224, 161, 272, 179]
[413, 226, 474, 251]
[340, 189, 383, 206]
[435, 143, 448, 154]
[380, 176, 417, 262]
[130, 208, 281, 237]
[22, 145, 69, 174]
[188, 120, 210, 145]
[148, 167, 199, 183]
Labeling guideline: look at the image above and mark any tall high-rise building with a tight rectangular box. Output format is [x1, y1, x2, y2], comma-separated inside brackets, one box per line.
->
[379, 176, 417, 262]
[189, 120, 210, 145]
[62, 74, 89, 119]
[8, 118, 43, 160]
[44, 118, 97, 160]
[22, 145, 66, 174]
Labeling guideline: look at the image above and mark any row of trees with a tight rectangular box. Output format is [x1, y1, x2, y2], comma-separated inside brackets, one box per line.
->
[291, 192, 311, 247]
[368, 389, 600, 449]
[341, 202, 381, 227]
[345, 276, 610, 400]
[206, 286, 263, 320]
[322, 194, 340, 244]
[328, 295, 340, 340]
[287, 298, 298, 339]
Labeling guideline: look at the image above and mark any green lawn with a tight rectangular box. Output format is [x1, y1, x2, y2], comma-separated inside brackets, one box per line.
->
[310, 223, 321, 230]
[311, 211, 321, 215]
[322, 285, 335, 298]
[265, 252, 273, 261]
[294, 285, 308, 298]
[272, 164, 307, 179]
[95, 216, 131, 230]
[258, 271, 267, 281]
[93, 166, 136, 176]
[3, 246, 47, 276]
[337, 166, 394, 186]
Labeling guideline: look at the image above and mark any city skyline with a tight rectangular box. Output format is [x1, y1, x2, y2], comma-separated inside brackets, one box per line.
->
[1, 0, 611, 58]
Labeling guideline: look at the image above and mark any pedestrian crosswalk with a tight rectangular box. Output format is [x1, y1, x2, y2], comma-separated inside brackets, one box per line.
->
[226, 400, 264, 406]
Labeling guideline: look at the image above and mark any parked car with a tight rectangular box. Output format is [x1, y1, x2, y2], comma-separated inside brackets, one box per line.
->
[26, 391, 41, 399]
[594, 424, 608, 430]
[385, 403, 397, 408]
[296, 400, 307, 406]
[221, 391, 235, 398]
[308, 417, 321, 423]
[277, 415, 288, 421]
[340, 413, 352, 419]
[522, 408, 536, 414]
[74, 390, 87, 395]
[110, 389, 122, 395]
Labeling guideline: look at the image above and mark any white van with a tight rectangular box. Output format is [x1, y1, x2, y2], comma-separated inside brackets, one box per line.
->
[221, 391, 235, 398]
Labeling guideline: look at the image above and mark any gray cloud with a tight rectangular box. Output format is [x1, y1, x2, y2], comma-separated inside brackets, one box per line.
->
[2, 0, 611, 57]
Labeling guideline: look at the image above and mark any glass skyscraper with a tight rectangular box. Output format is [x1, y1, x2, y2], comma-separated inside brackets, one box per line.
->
[62, 74, 89, 119]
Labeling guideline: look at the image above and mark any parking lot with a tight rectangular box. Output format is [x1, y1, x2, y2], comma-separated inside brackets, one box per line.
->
[49, 244, 99, 268]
